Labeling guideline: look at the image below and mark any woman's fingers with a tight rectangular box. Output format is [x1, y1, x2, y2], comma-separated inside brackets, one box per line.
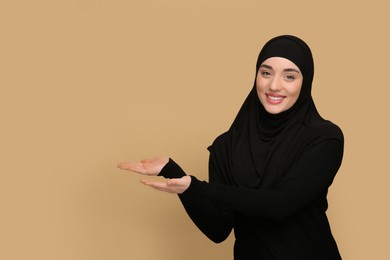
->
[117, 161, 155, 175]
[141, 180, 170, 192]
[117, 162, 145, 172]
[117, 162, 135, 170]
[117, 156, 169, 176]
[141, 176, 191, 194]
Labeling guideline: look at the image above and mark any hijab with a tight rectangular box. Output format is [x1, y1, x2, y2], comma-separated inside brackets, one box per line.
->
[208, 35, 343, 188]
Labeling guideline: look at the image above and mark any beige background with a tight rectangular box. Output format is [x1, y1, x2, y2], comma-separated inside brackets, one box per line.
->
[1, 0, 389, 259]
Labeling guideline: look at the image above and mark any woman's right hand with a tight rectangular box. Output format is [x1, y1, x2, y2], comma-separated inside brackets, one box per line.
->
[117, 156, 169, 176]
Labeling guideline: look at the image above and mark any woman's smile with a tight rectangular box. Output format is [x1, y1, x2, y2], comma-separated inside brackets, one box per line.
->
[265, 93, 286, 104]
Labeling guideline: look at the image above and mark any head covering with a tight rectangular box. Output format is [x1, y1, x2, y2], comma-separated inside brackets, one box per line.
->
[208, 35, 343, 188]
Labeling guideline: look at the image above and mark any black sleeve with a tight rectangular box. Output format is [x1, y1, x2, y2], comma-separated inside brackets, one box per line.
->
[185, 139, 343, 221]
[159, 159, 234, 243]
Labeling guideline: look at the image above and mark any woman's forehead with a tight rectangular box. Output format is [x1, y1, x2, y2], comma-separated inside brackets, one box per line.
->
[260, 57, 301, 72]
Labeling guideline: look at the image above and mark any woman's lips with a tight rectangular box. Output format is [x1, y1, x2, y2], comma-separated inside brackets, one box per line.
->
[266, 94, 286, 104]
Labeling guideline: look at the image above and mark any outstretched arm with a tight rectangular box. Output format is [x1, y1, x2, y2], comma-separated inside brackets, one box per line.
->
[117, 156, 234, 243]
[185, 139, 343, 221]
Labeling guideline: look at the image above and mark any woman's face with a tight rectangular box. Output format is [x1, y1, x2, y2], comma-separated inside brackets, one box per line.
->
[256, 57, 303, 114]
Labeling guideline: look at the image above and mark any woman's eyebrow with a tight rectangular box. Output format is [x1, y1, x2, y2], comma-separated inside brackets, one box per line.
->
[259, 64, 273, 70]
[259, 64, 300, 74]
[284, 68, 301, 73]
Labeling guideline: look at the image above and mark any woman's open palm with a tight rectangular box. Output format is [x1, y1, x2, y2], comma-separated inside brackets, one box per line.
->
[117, 156, 169, 176]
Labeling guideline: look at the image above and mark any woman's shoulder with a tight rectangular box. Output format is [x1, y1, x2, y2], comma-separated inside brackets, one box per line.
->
[305, 119, 344, 145]
[208, 131, 230, 152]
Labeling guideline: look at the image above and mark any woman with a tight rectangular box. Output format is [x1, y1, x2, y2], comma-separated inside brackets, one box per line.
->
[118, 35, 344, 259]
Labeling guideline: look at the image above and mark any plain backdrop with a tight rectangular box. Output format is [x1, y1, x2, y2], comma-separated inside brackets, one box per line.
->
[1, 0, 389, 259]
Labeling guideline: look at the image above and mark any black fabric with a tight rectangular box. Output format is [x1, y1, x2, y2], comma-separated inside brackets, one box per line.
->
[158, 35, 344, 259]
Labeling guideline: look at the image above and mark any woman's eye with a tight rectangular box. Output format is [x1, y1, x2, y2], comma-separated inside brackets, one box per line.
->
[261, 71, 271, 77]
[285, 74, 295, 81]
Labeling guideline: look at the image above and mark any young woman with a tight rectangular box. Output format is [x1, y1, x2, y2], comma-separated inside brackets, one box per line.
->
[118, 35, 344, 260]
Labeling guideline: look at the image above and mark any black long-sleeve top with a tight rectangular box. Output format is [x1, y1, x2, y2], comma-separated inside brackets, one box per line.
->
[159, 139, 343, 260]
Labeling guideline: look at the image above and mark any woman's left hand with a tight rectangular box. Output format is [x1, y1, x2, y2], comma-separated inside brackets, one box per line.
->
[141, 176, 191, 194]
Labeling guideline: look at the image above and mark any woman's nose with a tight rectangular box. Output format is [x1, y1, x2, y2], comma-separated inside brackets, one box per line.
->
[269, 77, 282, 92]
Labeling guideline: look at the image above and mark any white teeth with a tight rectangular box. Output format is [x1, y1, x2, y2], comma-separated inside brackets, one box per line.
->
[268, 95, 283, 100]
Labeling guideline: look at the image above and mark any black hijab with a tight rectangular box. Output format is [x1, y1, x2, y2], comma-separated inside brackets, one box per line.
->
[208, 35, 343, 188]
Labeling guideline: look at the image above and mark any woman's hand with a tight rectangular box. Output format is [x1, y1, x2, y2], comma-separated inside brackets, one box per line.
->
[117, 156, 191, 194]
[117, 156, 169, 176]
[141, 176, 191, 194]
